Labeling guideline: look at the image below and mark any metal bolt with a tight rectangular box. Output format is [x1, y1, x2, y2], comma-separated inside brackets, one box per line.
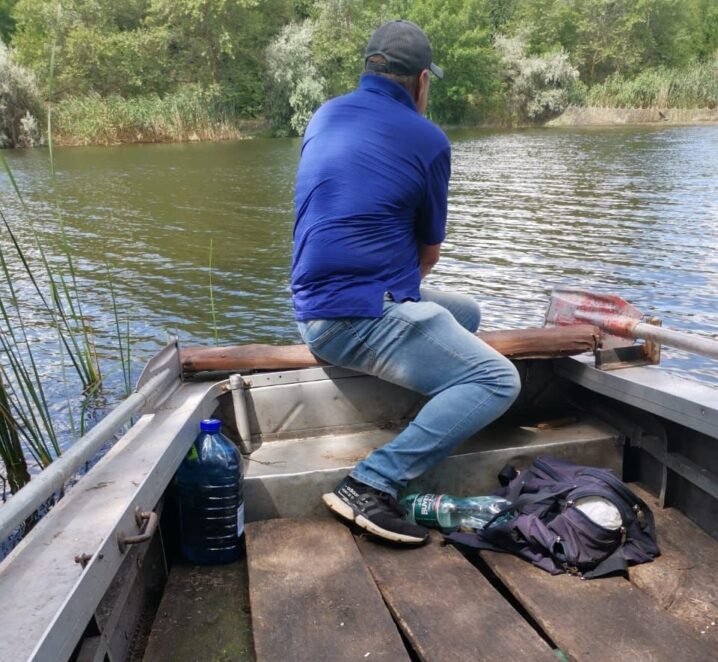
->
[74, 553, 92, 568]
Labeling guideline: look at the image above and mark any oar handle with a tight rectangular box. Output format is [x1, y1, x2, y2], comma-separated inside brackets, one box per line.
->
[575, 311, 718, 361]
[634, 322, 718, 361]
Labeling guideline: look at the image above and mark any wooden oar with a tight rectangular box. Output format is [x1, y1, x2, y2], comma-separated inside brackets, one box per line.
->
[180, 325, 600, 374]
[546, 287, 718, 360]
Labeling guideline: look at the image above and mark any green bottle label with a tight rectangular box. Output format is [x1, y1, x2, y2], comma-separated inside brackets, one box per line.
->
[185, 445, 199, 461]
[412, 494, 442, 526]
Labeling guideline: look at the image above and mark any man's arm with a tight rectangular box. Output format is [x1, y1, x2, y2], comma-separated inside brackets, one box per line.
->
[419, 242, 441, 278]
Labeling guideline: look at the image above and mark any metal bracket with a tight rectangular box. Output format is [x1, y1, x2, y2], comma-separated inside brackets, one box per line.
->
[594, 316, 662, 370]
[116, 507, 158, 554]
[230, 374, 254, 455]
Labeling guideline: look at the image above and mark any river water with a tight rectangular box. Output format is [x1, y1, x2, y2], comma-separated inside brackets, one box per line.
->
[2, 125, 718, 462]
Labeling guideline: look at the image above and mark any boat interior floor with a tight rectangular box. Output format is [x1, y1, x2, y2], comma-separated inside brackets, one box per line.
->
[143, 484, 717, 662]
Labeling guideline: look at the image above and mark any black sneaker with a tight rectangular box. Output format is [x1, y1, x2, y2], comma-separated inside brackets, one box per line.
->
[322, 476, 429, 544]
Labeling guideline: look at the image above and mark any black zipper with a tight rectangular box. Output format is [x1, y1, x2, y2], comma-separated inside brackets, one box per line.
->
[579, 469, 646, 509]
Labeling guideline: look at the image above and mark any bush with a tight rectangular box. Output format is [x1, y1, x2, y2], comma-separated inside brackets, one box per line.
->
[0, 41, 43, 147]
[495, 34, 579, 122]
[264, 20, 327, 136]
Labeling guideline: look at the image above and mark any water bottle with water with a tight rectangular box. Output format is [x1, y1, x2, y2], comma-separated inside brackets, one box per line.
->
[400, 493, 511, 531]
[176, 419, 244, 564]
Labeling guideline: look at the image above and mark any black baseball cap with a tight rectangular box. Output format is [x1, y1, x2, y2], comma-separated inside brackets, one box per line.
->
[365, 20, 444, 79]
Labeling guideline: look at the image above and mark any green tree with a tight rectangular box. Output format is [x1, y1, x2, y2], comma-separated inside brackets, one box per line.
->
[510, 0, 695, 84]
[687, 0, 718, 61]
[311, 0, 388, 98]
[390, 0, 500, 124]
[265, 19, 326, 135]
[12, 0, 170, 96]
[0, 40, 43, 145]
[147, 0, 294, 116]
[0, 0, 19, 43]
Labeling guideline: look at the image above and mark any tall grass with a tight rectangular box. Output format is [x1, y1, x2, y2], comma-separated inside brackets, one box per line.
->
[0, 7, 122, 499]
[586, 60, 718, 109]
[208, 238, 219, 347]
[53, 85, 253, 146]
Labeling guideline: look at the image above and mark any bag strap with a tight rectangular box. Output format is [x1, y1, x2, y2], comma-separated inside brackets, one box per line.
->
[582, 547, 628, 580]
[483, 484, 575, 529]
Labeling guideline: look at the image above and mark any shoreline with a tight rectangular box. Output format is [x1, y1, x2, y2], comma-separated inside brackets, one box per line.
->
[544, 106, 718, 128]
[11, 107, 718, 149]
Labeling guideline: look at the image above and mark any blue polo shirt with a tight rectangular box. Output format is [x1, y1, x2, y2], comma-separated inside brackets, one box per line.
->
[291, 73, 451, 321]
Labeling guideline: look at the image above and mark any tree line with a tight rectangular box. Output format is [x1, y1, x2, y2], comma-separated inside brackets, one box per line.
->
[0, 0, 716, 145]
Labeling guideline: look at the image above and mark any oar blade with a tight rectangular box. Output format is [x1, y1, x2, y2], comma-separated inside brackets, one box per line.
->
[545, 287, 643, 349]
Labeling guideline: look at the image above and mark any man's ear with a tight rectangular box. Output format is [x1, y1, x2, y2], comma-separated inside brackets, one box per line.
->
[416, 69, 431, 114]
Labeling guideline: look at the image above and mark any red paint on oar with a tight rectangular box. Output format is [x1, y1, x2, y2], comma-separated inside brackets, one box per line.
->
[545, 287, 643, 349]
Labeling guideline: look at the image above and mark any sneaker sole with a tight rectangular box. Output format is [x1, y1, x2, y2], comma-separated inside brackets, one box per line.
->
[322, 492, 427, 545]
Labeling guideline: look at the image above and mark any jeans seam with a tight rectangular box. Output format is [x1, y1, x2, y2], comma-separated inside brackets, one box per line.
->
[307, 319, 346, 349]
[346, 321, 377, 364]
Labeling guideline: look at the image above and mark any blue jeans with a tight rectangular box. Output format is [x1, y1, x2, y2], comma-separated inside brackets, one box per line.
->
[297, 288, 521, 498]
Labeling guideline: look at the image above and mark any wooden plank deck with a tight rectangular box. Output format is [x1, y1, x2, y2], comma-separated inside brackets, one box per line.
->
[246, 518, 409, 662]
[143, 559, 254, 662]
[355, 532, 556, 661]
[628, 484, 718, 642]
[147, 484, 717, 661]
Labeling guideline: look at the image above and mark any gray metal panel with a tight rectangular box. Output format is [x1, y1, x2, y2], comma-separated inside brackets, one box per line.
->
[0, 380, 223, 662]
[555, 356, 718, 439]
[244, 371, 423, 442]
[243, 416, 621, 521]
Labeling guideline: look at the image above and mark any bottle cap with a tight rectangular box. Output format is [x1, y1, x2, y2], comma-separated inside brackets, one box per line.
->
[200, 419, 221, 433]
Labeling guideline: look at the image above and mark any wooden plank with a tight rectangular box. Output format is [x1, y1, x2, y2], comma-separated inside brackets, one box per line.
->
[143, 558, 254, 662]
[356, 533, 556, 662]
[481, 551, 714, 662]
[180, 325, 600, 373]
[246, 518, 409, 662]
[629, 484, 718, 641]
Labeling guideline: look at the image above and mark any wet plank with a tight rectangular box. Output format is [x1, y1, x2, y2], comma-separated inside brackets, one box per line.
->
[143, 558, 254, 662]
[481, 550, 714, 661]
[629, 484, 718, 641]
[246, 518, 409, 662]
[356, 532, 556, 662]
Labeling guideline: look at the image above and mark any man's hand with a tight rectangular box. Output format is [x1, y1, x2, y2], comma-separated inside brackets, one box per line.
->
[419, 242, 441, 278]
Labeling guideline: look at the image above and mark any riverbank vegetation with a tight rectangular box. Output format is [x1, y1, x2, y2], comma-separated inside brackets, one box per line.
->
[0, 0, 715, 143]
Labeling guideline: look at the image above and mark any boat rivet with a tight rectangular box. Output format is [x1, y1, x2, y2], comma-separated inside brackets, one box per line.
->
[74, 553, 92, 568]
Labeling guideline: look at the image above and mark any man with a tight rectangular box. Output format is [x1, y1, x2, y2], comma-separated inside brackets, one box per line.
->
[291, 20, 521, 545]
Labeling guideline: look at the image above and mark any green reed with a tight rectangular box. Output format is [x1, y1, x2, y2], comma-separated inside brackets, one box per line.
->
[209, 238, 220, 346]
[0, 2, 137, 502]
[107, 262, 132, 397]
[586, 60, 718, 109]
[0, 378, 31, 494]
[52, 85, 248, 146]
[47, 3, 102, 391]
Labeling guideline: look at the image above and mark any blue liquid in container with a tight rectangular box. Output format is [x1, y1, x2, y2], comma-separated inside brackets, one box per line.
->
[176, 419, 244, 564]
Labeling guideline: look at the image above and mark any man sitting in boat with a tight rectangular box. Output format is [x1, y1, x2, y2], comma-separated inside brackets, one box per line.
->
[291, 19, 521, 544]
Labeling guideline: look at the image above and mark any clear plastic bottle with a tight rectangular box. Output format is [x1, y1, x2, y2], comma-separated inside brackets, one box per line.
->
[176, 419, 244, 564]
[400, 493, 511, 530]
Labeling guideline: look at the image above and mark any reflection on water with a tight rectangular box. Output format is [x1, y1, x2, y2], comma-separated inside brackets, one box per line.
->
[1, 125, 717, 456]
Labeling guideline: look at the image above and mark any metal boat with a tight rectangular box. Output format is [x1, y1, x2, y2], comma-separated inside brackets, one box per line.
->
[0, 334, 716, 661]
